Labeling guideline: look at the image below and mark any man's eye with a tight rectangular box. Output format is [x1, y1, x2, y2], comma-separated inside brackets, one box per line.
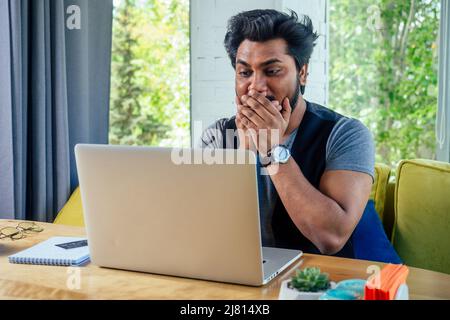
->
[238, 71, 252, 77]
[266, 69, 281, 76]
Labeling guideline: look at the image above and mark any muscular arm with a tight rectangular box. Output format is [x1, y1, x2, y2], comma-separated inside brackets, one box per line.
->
[268, 161, 373, 255]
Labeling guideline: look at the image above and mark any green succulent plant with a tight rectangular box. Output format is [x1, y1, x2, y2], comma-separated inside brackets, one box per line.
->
[289, 267, 331, 292]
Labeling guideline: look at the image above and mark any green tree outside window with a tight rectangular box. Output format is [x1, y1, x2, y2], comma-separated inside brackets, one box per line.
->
[329, 0, 440, 167]
[110, 0, 190, 147]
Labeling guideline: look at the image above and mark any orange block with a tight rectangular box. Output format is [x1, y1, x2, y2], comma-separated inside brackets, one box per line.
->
[364, 264, 409, 300]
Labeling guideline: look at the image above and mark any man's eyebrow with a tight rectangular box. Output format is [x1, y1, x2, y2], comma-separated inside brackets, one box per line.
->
[260, 58, 283, 67]
[236, 59, 251, 67]
[236, 58, 283, 67]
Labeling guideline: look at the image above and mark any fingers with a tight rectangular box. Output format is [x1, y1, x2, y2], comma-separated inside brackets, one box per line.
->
[281, 97, 292, 122]
[237, 96, 265, 128]
[240, 105, 266, 128]
[241, 96, 275, 122]
[236, 96, 257, 141]
[244, 91, 282, 116]
[248, 90, 279, 113]
[235, 96, 245, 129]
[236, 96, 252, 129]
[236, 92, 288, 130]
[235, 95, 241, 107]
[240, 92, 283, 130]
[235, 112, 258, 150]
[236, 110, 258, 130]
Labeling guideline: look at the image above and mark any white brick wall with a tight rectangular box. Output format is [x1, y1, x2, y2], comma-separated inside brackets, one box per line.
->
[190, 0, 328, 146]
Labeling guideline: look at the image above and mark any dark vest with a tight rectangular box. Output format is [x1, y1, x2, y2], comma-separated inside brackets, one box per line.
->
[221, 100, 355, 258]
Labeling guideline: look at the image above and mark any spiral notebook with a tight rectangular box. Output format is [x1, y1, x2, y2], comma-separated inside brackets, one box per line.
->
[8, 236, 90, 266]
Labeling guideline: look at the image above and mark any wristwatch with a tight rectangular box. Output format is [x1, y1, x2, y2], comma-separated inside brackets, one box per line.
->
[261, 144, 291, 167]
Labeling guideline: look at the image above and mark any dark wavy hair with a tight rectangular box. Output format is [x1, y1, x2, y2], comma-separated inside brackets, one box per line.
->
[224, 9, 319, 94]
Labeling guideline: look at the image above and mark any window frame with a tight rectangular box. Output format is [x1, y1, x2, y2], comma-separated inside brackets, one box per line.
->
[437, 0, 450, 162]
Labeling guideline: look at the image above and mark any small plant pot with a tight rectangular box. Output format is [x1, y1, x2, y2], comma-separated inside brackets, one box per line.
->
[278, 279, 337, 300]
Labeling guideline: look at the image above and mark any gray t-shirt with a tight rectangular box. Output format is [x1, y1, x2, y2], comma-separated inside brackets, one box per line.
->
[198, 107, 375, 246]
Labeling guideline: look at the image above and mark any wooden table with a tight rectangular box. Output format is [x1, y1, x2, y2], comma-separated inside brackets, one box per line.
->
[1, 219, 449, 300]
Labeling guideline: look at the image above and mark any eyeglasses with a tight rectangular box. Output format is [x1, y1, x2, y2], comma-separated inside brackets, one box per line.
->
[0, 222, 44, 240]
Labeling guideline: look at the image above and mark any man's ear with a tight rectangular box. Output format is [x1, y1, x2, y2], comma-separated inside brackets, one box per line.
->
[299, 64, 309, 86]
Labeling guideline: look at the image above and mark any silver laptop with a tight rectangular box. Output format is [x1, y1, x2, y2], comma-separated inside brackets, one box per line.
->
[75, 144, 302, 286]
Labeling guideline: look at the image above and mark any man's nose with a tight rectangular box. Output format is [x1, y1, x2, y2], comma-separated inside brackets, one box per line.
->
[248, 74, 268, 95]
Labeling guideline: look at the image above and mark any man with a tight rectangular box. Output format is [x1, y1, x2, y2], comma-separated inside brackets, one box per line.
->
[198, 9, 398, 261]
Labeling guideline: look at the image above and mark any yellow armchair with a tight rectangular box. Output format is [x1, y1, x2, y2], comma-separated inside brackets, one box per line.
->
[392, 159, 450, 274]
[53, 187, 84, 227]
[369, 163, 392, 221]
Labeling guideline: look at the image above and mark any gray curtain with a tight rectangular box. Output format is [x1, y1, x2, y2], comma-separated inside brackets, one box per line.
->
[0, 0, 113, 222]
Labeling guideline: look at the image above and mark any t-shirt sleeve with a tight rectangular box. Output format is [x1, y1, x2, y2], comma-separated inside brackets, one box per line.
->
[196, 118, 227, 149]
[325, 117, 375, 180]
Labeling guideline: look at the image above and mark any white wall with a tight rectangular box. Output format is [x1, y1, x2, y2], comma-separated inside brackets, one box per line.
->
[190, 0, 328, 146]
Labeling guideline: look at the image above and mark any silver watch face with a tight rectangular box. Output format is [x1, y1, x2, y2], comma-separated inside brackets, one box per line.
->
[272, 145, 290, 163]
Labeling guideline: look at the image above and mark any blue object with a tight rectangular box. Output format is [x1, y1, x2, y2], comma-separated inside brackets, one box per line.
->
[352, 200, 402, 263]
[320, 279, 367, 300]
[335, 279, 367, 296]
[319, 288, 361, 300]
